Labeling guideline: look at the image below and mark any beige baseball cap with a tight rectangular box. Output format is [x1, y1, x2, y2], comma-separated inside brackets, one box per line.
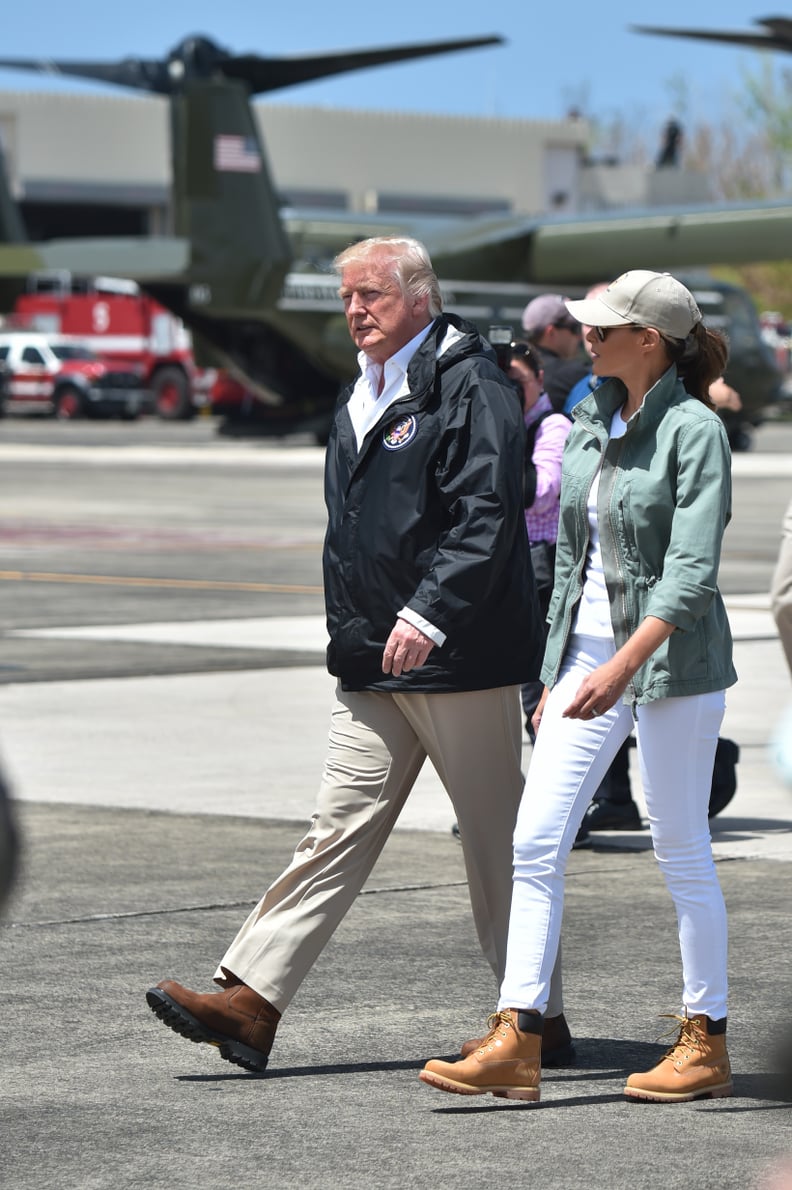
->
[565, 270, 702, 339]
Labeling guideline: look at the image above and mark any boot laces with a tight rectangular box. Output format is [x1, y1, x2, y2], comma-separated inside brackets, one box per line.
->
[656, 1013, 705, 1062]
[478, 1010, 516, 1051]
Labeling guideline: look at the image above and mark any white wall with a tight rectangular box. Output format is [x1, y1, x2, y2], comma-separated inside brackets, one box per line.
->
[0, 89, 590, 217]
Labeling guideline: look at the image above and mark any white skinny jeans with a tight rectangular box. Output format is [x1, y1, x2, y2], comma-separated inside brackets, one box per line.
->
[499, 634, 728, 1021]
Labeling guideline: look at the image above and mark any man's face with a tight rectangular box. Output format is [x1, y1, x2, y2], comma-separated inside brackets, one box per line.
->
[339, 252, 431, 365]
[545, 321, 582, 360]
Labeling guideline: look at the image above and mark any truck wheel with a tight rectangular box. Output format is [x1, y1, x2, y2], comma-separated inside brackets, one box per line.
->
[153, 366, 194, 420]
[54, 385, 84, 420]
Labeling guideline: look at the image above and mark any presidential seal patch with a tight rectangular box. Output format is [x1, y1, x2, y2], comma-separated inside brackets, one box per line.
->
[382, 414, 418, 451]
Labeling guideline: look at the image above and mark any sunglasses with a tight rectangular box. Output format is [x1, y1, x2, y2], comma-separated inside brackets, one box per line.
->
[553, 319, 581, 334]
[592, 324, 642, 342]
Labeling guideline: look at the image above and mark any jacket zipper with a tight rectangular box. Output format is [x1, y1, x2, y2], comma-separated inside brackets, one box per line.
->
[551, 425, 601, 685]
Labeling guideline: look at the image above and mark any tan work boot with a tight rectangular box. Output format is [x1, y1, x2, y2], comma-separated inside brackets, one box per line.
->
[419, 1009, 542, 1101]
[625, 1013, 732, 1102]
[146, 978, 281, 1072]
[459, 1011, 575, 1067]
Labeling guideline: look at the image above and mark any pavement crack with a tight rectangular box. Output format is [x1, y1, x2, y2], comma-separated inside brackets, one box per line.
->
[3, 880, 469, 928]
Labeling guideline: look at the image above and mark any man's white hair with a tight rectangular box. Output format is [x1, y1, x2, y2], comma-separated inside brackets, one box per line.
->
[334, 235, 443, 317]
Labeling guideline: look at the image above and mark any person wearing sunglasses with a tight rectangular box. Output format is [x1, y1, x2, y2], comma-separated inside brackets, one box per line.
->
[566, 284, 741, 847]
[557, 285, 644, 845]
[420, 270, 736, 1105]
[521, 293, 589, 411]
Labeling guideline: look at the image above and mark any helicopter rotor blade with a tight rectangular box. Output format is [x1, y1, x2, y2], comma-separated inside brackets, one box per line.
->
[224, 35, 503, 95]
[631, 19, 792, 54]
[0, 34, 503, 97]
[0, 55, 173, 93]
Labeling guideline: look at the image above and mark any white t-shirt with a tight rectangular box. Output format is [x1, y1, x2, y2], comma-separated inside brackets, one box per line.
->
[571, 408, 628, 638]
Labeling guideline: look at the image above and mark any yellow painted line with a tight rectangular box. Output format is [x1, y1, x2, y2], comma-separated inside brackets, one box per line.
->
[0, 570, 323, 595]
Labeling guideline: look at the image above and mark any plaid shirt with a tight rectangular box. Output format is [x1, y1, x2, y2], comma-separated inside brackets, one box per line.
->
[524, 393, 573, 544]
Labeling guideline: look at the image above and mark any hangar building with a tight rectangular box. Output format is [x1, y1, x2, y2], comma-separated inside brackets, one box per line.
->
[0, 89, 708, 241]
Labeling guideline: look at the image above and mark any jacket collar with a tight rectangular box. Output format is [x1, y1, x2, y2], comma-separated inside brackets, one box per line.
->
[338, 312, 486, 424]
[573, 364, 685, 439]
[402, 313, 482, 397]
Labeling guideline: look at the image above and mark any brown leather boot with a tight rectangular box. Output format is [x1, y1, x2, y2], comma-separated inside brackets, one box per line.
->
[420, 1009, 542, 1101]
[625, 1013, 732, 1102]
[459, 1011, 575, 1067]
[146, 979, 281, 1073]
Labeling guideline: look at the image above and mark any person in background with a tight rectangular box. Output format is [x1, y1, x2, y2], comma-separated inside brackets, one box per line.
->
[521, 294, 589, 412]
[508, 341, 573, 733]
[448, 336, 576, 1067]
[0, 768, 20, 914]
[145, 234, 551, 1075]
[708, 377, 743, 416]
[656, 117, 683, 168]
[419, 270, 736, 1105]
[771, 498, 792, 677]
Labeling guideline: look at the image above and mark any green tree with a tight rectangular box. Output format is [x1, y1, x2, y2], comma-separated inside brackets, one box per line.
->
[739, 58, 792, 194]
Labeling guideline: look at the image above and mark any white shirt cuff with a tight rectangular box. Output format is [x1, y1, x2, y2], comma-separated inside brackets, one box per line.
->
[397, 607, 446, 647]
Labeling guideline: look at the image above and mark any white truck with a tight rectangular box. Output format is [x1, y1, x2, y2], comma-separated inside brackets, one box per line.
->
[0, 331, 149, 419]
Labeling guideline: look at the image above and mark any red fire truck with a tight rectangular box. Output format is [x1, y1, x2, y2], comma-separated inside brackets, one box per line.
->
[10, 272, 212, 419]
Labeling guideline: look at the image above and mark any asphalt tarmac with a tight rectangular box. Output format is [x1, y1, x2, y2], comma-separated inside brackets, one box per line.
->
[1, 417, 791, 1189]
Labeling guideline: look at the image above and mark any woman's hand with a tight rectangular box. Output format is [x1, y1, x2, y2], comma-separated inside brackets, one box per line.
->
[562, 657, 629, 720]
[562, 617, 676, 720]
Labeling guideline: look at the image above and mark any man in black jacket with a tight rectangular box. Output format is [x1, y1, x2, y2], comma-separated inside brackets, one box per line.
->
[146, 236, 551, 1074]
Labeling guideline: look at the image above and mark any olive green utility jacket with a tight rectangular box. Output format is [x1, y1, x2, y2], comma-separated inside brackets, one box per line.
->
[541, 365, 738, 705]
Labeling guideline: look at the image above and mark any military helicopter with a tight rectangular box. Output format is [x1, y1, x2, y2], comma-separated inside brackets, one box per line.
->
[0, 32, 788, 444]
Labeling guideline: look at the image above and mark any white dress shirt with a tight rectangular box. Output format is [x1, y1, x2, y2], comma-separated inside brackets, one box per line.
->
[346, 322, 434, 451]
[346, 320, 467, 648]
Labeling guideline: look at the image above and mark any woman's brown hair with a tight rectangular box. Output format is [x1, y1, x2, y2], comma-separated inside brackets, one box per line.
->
[661, 323, 729, 407]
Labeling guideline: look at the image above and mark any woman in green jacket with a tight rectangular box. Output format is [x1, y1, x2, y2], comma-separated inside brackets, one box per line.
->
[420, 270, 738, 1105]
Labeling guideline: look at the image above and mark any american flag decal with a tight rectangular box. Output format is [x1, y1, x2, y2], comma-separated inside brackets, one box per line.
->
[213, 135, 262, 173]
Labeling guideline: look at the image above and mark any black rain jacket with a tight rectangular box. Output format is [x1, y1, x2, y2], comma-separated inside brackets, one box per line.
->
[323, 313, 544, 692]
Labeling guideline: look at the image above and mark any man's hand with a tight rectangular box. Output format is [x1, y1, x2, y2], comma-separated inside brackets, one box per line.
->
[708, 377, 742, 413]
[531, 686, 550, 736]
[382, 621, 435, 676]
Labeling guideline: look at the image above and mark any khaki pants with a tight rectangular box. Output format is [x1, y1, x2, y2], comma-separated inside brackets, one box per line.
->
[215, 683, 561, 1014]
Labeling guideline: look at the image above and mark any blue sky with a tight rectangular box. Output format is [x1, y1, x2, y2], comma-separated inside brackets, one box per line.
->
[0, 1, 785, 139]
